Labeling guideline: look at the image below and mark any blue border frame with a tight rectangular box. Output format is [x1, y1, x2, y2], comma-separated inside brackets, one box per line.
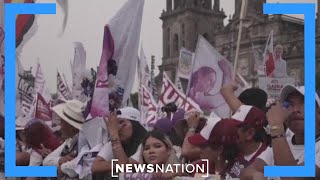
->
[263, 3, 316, 177]
[4, 3, 57, 177]
[3, 2, 317, 178]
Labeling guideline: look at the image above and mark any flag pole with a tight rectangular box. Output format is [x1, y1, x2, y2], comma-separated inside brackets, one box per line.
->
[233, 0, 247, 79]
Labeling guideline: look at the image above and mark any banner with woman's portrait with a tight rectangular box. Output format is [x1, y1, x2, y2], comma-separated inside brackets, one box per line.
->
[186, 36, 232, 118]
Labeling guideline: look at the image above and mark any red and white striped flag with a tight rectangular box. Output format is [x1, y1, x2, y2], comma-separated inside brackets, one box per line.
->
[264, 31, 275, 77]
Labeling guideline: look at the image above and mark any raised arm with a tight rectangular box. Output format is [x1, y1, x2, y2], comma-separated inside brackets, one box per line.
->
[220, 81, 243, 113]
[181, 110, 201, 161]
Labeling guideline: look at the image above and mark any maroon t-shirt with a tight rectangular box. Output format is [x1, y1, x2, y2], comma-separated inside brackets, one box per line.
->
[223, 143, 268, 179]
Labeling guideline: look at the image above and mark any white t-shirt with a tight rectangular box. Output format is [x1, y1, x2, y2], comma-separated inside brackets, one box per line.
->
[29, 150, 43, 166]
[258, 130, 320, 180]
[244, 143, 263, 162]
[97, 142, 142, 163]
[258, 131, 306, 166]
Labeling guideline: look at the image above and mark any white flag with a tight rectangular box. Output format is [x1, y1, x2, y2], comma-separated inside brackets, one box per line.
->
[138, 46, 151, 91]
[71, 42, 87, 102]
[56, 0, 69, 35]
[91, 0, 144, 117]
[139, 85, 158, 129]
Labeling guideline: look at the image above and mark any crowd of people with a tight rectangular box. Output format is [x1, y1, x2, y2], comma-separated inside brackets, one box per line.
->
[0, 81, 319, 180]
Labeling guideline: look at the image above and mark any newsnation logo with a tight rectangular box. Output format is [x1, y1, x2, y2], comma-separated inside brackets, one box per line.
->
[111, 159, 209, 178]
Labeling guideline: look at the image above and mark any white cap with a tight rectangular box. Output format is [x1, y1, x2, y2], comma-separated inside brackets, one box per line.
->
[117, 107, 140, 122]
[280, 85, 320, 107]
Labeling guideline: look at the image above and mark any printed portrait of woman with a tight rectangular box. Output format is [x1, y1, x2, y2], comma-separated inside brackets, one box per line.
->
[187, 59, 232, 114]
[188, 66, 216, 98]
[187, 66, 225, 112]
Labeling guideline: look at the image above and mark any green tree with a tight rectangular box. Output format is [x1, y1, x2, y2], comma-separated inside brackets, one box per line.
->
[130, 92, 139, 109]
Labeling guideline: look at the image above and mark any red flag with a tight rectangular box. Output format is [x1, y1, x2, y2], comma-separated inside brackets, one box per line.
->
[4, 0, 35, 47]
[265, 52, 275, 76]
[263, 30, 274, 77]
[35, 93, 52, 121]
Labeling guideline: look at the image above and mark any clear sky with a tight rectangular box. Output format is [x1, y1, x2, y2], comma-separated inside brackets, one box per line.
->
[20, 0, 317, 93]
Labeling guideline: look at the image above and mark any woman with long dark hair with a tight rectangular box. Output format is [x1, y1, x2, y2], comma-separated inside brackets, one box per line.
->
[141, 130, 182, 179]
[142, 130, 179, 165]
[91, 107, 147, 178]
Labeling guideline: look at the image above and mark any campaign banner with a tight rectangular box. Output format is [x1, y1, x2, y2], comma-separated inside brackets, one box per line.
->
[187, 36, 232, 118]
[159, 73, 202, 113]
[258, 77, 295, 99]
[139, 85, 158, 129]
[17, 76, 34, 116]
[57, 72, 72, 100]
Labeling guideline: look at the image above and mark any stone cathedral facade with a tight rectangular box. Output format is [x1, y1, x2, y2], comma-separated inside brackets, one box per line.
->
[155, 0, 320, 93]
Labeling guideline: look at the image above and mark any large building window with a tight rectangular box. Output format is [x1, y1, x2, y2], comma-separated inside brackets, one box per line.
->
[181, 23, 185, 36]
[195, 22, 198, 32]
[167, 28, 170, 57]
[173, 34, 179, 53]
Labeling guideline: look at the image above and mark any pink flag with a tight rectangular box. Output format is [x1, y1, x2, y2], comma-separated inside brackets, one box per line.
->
[90, 26, 114, 117]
